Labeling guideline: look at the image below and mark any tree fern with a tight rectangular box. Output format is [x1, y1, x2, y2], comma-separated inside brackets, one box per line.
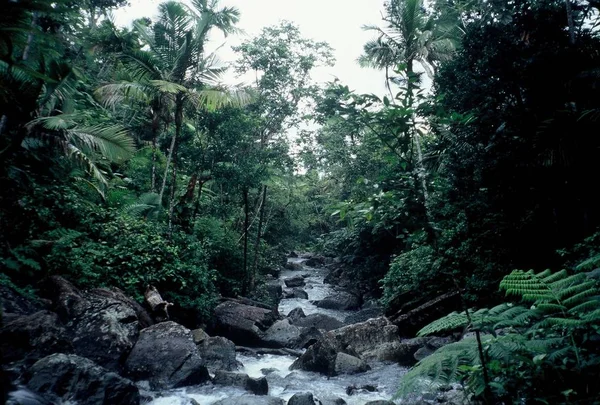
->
[399, 267, 600, 403]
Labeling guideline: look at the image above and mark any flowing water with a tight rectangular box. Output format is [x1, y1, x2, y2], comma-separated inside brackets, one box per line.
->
[146, 257, 406, 405]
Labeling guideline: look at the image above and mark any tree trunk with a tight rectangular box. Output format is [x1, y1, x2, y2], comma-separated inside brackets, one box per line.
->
[242, 188, 250, 295]
[159, 96, 183, 204]
[167, 99, 183, 235]
[22, 13, 37, 62]
[251, 185, 267, 292]
[565, 0, 576, 45]
[150, 111, 159, 193]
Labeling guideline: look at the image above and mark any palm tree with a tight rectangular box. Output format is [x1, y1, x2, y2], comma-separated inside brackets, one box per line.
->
[97, 0, 247, 232]
[359, 0, 460, 221]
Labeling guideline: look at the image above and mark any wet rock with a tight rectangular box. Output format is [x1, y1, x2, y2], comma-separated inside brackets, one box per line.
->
[0, 310, 71, 364]
[25, 353, 139, 405]
[346, 385, 377, 396]
[287, 307, 306, 322]
[261, 368, 277, 375]
[291, 288, 308, 299]
[285, 262, 303, 271]
[316, 291, 360, 311]
[364, 401, 396, 405]
[212, 397, 284, 405]
[288, 392, 317, 405]
[0, 286, 43, 318]
[291, 317, 400, 375]
[197, 336, 241, 372]
[298, 326, 323, 349]
[125, 321, 209, 389]
[293, 313, 344, 331]
[263, 319, 301, 348]
[213, 370, 268, 395]
[39, 276, 146, 371]
[289, 251, 299, 258]
[334, 353, 370, 375]
[284, 276, 306, 288]
[212, 301, 278, 346]
[265, 280, 283, 306]
[344, 307, 384, 325]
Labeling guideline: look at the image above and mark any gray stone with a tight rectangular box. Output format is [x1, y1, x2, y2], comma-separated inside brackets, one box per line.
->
[125, 321, 209, 389]
[291, 288, 309, 299]
[191, 328, 210, 344]
[364, 401, 396, 405]
[293, 313, 344, 331]
[291, 318, 400, 375]
[25, 353, 139, 405]
[288, 392, 317, 405]
[287, 307, 306, 322]
[212, 301, 279, 346]
[319, 398, 347, 405]
[334, 353, 370, 375]
[316, 291, 360, 311]
[212, 371, 268, 395]
[263, 319, 301, 348]
[197, 336, 241, 371]
[284, 276, 306, 288]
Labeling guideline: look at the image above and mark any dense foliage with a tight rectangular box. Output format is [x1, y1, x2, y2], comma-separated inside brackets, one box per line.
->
[2, 0, 600, 402]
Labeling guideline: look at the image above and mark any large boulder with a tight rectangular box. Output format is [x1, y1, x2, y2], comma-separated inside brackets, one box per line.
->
[284, 276, 306, 288]
[334, 353, 370, 375]
[291, 317, 400, 375]
[264, 280, 283, 307]
[361, 337, 428, 365]
[212, 371, 268, 395]
[25, 353, 139, 405]
[316, 291, 360, 311]
[212, 301, 278, 346]
[289, 288, 309, 299]
[125, 321, 209, 389]
[284, 262, 303, 271]
[293, 313, 344, 331]
[212, 397, 284, 405]
[0, 310, 71, 364]
[263, 319, 301, 348]
[197, 336, 241, 372]
[39, 276, 149, 371]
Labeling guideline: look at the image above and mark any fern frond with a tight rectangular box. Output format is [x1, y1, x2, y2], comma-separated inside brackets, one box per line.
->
[418, 311, 469, 336]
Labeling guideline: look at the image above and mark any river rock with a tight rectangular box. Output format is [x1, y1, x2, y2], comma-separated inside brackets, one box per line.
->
[361, 337, 428, 365]
[285, 262, 303, 271]
[197, 336, 241, 371]
[212, 396, 284, 405]
[287, 307, 306, 322]
[0, 310, 71, 364]
[25, 353, 139, 405]
[293, 313, 344, 331]
[213, 371, 268, 395]
[319, 398, 347, 405]
[288, 392, 317, 405]
[291, 317, 400, 375]
[304, 256, 326, 267]
[39, 276, 147, 371]
[316, 291, 360, 311]
[264, 280, 283, 306]
[344, 307, 384, 325]
[263, 319, 301, 348]
[212, 301, 278, 346]
[284, 276, 306, 288]
[125, 321, 209, 389]
[364, 401, 396, 405]
[291, 288, 308, 299]
[297, 326, 323, 349]
[334, 353, 370, 375]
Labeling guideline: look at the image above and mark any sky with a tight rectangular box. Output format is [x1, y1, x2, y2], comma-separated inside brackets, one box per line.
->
[113, 0, 389, 97]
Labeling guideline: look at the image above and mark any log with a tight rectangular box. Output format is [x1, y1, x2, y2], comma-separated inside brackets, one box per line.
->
[144, 285, 173, 322]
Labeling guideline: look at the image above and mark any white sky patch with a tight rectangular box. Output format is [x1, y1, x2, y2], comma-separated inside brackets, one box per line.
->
[113, 0, 389, 96]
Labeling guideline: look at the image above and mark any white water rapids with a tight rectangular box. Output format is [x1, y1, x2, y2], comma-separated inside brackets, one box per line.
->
[145, 257, 407, 405]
